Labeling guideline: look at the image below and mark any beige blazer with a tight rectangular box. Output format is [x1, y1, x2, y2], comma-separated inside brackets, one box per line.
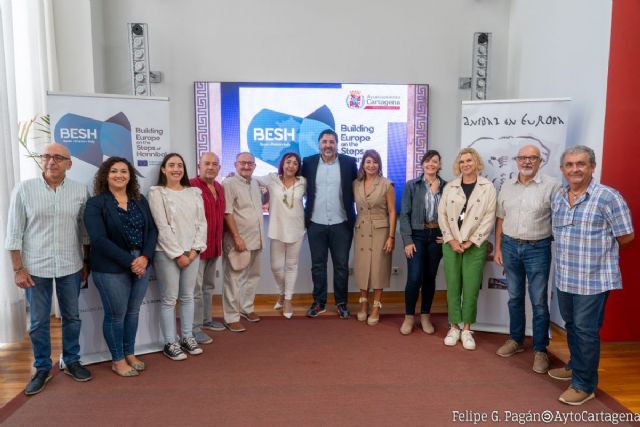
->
[437, 175, 496, 247]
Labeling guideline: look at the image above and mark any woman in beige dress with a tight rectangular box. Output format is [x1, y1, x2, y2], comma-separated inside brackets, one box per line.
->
[353, 149, 397, 326]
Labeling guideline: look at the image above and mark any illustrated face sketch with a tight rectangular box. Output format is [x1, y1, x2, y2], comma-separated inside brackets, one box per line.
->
[468, 136, 552, 191]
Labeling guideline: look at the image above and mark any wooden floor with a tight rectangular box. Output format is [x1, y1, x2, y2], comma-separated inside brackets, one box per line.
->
[2, 292, 639, 412]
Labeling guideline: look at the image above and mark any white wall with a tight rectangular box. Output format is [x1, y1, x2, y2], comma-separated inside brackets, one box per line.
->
[506, 0, 612, 179]
[52, 0, 95, 92]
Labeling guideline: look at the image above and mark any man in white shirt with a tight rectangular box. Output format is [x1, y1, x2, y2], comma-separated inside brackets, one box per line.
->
[494, 144, 559, 374]
[5, 143, 92, 396]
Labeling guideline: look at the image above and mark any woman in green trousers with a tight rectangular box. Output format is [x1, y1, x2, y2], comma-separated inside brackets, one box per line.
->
[438, 148, 496, 350]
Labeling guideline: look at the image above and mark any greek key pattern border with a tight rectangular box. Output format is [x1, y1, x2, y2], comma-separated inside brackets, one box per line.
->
[194, 82, 210, 158]
[413, 85, 429, 176]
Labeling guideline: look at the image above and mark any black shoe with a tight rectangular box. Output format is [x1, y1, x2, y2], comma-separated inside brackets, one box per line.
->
[63, 362, 92, 382]
[337, 303, 351, 319]
[24, 369, 51, 395]
[306, 302, 326, 318]
[163, 342, 187, 361]
[180, 336, 204, 355]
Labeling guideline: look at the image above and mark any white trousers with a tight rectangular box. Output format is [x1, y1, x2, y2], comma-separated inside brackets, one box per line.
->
[270, 239, 303, 300]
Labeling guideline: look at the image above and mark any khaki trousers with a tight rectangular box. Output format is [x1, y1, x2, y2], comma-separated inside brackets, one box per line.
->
[222, 249, 261, 323]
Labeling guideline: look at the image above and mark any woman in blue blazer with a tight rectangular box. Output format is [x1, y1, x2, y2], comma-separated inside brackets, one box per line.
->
[84, 157, 158, 377]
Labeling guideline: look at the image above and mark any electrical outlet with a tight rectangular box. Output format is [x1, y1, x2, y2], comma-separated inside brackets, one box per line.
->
[392, 266, 400, 275]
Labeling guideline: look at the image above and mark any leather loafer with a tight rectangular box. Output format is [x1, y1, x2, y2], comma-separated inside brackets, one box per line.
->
[240, 312, 261, 322]
[63, 362, 92, 382]
[24, 369, 51, 396]
[225, 321, 247, 332]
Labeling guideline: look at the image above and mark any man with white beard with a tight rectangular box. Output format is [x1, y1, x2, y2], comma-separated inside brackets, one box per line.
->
[493, 144, 559, 374]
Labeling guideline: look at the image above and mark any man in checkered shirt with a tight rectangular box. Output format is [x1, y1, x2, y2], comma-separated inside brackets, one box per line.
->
[548, 145, 634, 406]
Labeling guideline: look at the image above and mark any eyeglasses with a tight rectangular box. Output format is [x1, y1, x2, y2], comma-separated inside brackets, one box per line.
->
[39, 154, 70, 163]
[236, 161, 255, 167]
[514, 156, 540, 163]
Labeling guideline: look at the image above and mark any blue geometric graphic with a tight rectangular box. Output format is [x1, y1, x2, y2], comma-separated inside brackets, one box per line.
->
[54, 112, 142, 176]
[247, 105, 334, 167]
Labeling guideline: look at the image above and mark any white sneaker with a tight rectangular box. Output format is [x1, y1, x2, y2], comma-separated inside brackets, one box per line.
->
[444, 327, 461, 346]
[461, 330, 476, 350]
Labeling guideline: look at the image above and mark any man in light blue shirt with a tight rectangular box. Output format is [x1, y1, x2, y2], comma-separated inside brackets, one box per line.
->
[548, 146, 634, 406]
[301, 129, 358, 318]
[5, 143, 92, 396]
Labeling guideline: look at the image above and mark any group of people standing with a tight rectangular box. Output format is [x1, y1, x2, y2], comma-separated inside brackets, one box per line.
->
[6, 131, 633, 407]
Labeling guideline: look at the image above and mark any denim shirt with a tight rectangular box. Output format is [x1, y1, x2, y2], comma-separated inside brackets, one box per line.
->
[399, 174, 446, 246]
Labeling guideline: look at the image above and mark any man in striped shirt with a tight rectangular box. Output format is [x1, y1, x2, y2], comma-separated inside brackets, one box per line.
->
[494, 144, 559, 374]
[5, 143, 92, 396]
[549, 145, 634, 406]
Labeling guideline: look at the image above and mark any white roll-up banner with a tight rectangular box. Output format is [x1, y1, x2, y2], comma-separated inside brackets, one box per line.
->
[460, 98, 570, 334]
[48, 91, 171, 365]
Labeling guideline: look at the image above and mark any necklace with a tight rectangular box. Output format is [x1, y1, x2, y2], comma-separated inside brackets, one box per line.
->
[569, 189, 585, 199]
[281, 178, 296, 209]
[113, 192, 128, 209]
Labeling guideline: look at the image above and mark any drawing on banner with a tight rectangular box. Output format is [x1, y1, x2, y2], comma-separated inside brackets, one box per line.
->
[488, 277, 508, 290]
[469, 135, 554, 192]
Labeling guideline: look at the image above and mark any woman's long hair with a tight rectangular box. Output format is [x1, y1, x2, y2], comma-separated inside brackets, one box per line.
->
[157, 152, 191, 187]
[93, 157, 141, 200]
[357, 149, 383, 181]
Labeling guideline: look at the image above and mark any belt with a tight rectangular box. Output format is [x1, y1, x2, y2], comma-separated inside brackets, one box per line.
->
[424, 223, 440, 229]
[506, 235, 550, 244]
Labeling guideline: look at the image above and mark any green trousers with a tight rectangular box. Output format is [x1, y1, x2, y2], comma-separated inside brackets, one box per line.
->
[443, 241, 487, 325]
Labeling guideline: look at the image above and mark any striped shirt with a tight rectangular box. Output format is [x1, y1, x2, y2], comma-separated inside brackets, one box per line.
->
[5, 175, 90, 278]
[551, 179, 633, 295]
[497, 173, 559, 240]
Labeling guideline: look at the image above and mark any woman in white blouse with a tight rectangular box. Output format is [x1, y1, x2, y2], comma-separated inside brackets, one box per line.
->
[148, 153, 208, 361]
[255, 152, 306, 318]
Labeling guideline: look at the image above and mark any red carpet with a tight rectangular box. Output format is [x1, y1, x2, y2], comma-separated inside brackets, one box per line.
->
[0, 315, 635, 426]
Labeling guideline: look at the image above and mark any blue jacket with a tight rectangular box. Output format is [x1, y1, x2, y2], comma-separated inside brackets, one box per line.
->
[301, 153, 358, 228]
[84, 192, 158, 274]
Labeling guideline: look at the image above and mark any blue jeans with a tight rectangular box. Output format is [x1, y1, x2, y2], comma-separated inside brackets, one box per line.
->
[93, 267, 150, 361]
[307, 221, 353, 306]
[557, 288, 609, 394]
[501, 235, 551, 352]
[153, 251, 199, 343]
[26, 271, 82, 371]
[404, 229, 442, 315]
